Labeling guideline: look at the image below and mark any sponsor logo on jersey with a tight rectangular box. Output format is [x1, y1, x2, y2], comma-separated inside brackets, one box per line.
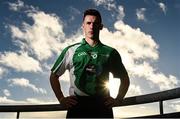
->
[78, 52, 87, 56]
[91, 53, 97, 59]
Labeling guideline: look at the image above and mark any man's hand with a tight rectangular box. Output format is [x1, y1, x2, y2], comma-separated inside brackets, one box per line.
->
[60, 96, 78, 109]
[104, 97, 123, 108]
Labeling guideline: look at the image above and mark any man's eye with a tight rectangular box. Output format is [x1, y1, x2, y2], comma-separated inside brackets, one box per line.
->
[94, 22, 100, 25]
[87, 22, 91, 25]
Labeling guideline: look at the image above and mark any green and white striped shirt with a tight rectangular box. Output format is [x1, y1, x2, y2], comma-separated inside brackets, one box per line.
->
[51, 38, 127, 96]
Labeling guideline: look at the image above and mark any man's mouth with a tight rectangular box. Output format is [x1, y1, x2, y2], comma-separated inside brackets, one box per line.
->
[89, 31, 94, 35]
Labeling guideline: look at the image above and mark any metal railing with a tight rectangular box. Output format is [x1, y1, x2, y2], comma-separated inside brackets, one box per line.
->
[0, 87, 180, 119]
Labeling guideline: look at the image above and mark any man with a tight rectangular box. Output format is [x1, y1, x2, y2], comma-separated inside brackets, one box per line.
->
[50, 9, 130, 118]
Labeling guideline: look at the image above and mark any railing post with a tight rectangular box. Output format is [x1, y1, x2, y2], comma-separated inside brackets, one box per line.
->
[16, 112, 20, 119]
[159, 100, 163, 115]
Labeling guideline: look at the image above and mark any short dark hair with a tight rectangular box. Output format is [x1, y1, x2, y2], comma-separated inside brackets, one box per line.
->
[83, 9, 102, 23]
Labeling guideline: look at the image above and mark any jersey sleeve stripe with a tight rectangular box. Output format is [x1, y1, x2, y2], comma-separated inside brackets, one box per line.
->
[51, 47, 69, 74]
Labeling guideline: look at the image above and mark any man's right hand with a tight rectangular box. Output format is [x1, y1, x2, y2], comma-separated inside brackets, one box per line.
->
[60, 96, 78, 109]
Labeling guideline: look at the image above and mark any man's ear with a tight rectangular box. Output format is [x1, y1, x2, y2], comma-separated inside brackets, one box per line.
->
[81, 23, 84, 29]
[100, 24, 103, 30]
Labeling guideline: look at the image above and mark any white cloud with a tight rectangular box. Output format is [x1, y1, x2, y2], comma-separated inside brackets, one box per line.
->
[8, 0, 37, 13]
[159, 2, 167, 14]
[8, 0, 24, 11]
[26, 98, 57, 104]
[106, 21, 159, 60]
[169, 100, 180, 112]
[149, 73, 179, 90]
[8, 0, 65, 62]
[0, 67, 8, 79]
[0, 96, 56, 105]
[93, 0, 116, 10]
[68, 7, 81, 22]
[113, 103, 159, 118]
[7, 1, 67, 74]
[136, 8, 147, 21]
[93, 0, 125, 20]
[8, 78, 47, 94]
[127, 84, 142, 97]
[117, 5, 125, 20]
[3, 89, 11, 97]
[10, 11, 65, 61]
[0, 96, 19, 104]
[99, 21, 179, 91]
[0, 52, 42, 73]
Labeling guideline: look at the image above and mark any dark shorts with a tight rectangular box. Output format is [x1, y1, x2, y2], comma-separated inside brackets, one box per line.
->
[66, 96, 113, 118]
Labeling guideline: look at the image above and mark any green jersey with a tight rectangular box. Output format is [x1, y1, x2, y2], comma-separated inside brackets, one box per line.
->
[51, 38, 127, 96]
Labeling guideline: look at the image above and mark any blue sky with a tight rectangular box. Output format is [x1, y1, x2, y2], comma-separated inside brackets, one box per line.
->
[0, 0, 180, 118]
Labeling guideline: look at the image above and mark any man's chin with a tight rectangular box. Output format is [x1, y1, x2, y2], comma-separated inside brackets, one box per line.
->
[86, 35, 98, 40]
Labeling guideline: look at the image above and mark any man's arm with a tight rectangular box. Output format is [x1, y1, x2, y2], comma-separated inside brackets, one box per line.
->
[109, 49, 130, 101]
[50, 72, 77, 108]
[105, 49, 130, 107]
[50, 72, 64, 103]
[116, 73, 130, 102]
[105, 72, 129, 108]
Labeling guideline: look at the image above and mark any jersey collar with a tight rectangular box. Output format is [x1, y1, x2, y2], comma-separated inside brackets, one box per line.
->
[81, 38, 101, 48]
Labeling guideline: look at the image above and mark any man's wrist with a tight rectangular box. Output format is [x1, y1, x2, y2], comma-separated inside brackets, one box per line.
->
[116, 96, 124, 103]
[59, 97, 64, 103]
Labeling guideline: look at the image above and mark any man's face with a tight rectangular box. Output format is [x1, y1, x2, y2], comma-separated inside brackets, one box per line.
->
[82, 15, 102, 40]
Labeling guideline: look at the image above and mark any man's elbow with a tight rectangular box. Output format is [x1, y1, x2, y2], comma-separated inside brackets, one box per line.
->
[50, 72, 59, 81]
[123, 76, 130, 87]
[126, 77, 130, 87]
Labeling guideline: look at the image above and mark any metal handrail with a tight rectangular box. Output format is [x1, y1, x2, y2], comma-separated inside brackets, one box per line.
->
[0, 87, 180, 118]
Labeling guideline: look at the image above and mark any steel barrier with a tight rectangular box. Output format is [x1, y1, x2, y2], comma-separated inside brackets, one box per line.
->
[0, 87, 180, 119]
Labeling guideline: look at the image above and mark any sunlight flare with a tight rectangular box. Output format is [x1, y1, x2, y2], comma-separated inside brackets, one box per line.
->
[105, 73, 120, 98]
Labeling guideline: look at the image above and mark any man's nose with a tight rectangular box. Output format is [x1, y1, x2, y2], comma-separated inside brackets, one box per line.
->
[90, 23, 94, 29]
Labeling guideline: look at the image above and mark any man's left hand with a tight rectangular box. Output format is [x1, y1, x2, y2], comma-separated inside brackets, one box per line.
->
[104, 97, 123, 108]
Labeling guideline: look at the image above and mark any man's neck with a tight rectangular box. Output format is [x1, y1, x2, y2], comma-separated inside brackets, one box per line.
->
[85, 37, 99, 47]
